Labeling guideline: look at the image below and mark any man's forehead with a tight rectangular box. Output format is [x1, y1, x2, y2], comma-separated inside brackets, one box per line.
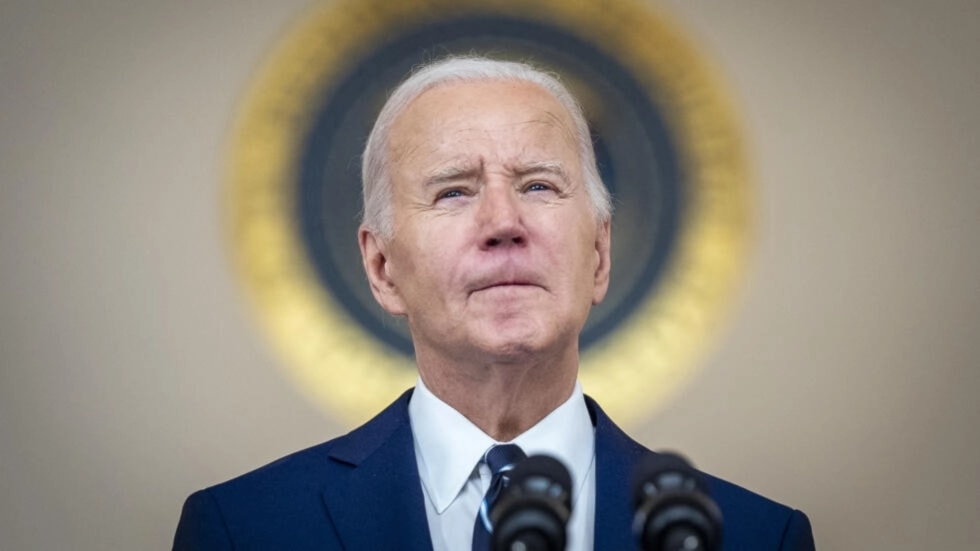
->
[398, 138, 580, 186]
[393, 80, 573, 132]
[388, 82, 578, 162]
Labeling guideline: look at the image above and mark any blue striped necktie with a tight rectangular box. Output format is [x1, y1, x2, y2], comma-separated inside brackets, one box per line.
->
[472, 443, 527, 551]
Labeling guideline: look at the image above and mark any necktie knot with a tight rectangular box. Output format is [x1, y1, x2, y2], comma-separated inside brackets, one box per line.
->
[484, 443, 526, 478]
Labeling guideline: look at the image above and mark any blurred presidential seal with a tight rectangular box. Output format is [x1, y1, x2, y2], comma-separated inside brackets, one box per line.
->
[227, 0, 750, 425]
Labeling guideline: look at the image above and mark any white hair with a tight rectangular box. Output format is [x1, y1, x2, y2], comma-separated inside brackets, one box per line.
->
[361, 55, 612, 238]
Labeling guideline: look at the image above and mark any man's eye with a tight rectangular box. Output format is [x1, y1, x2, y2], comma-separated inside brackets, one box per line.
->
[436, 189, 464, 200]
[525, 182, 551, 192]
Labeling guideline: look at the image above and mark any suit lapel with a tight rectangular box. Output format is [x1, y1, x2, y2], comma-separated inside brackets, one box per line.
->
[588, 396, 652, 551]
[320, 390, 433, 550]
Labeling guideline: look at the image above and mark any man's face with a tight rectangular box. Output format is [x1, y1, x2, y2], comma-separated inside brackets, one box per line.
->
[360, 80, 611, 367]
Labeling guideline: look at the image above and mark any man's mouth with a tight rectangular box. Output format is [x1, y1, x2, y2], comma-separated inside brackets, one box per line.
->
[469, 277, 541, 296]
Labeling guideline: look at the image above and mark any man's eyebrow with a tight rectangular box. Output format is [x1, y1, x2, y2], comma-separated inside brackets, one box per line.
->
[423, 163, 481, 186]
[513, 161, 570, 182]
[423, 160, 570, 186]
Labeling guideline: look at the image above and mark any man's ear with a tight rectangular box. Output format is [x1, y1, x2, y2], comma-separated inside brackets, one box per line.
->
[358, 226, 407, 316]
[592, 219, 612, 305]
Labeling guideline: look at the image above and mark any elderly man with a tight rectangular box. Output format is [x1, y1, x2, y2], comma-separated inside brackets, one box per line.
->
[174, 56, 815, 550]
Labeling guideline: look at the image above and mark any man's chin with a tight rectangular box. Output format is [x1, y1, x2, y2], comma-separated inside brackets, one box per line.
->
[478, 340, 540, 364]
[470, 324, 566, 364]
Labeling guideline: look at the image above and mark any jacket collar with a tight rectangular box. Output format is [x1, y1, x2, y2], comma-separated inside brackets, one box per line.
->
[320, 389, 434, 551]
[588, 395, 653, 551]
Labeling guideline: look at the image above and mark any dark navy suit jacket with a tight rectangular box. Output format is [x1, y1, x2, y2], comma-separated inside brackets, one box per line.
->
[174, 390, 814, 550]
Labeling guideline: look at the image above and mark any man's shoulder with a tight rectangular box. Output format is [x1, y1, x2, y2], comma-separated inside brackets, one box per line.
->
[703, 473, 815, 550]
[207, 436, 343, 498]
[206, 388, 415, 497]
[173, 390, 418, 549]
[175, 438, 348, 550]
[587, 396, 814, 549]
[704, 471, 794, 516]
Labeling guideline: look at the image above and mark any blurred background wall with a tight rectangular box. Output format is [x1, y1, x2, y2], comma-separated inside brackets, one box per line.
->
[1, 1, 977, 548]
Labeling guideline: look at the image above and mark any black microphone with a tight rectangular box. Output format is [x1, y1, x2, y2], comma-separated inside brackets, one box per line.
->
[490, 454, 573, 551]
[632, 452, 723, 551]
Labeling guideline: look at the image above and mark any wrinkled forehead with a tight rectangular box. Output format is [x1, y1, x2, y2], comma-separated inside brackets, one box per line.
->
[387, 79, 580, 166]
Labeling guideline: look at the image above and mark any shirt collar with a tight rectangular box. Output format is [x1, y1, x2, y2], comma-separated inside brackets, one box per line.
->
[408, 377, 595, 513]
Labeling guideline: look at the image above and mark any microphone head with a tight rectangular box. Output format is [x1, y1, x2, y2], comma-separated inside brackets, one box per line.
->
[631, 452, 708, 507]
[506, 455, 573, 503]
[491, 454, 572, 551]
[632, 452, 723, 551]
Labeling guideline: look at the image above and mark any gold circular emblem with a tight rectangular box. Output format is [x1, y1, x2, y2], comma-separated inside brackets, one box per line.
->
[228, 0, 749, 426]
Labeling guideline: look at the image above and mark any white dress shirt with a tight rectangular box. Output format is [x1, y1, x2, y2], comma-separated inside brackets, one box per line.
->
[408, 377, 596, 551]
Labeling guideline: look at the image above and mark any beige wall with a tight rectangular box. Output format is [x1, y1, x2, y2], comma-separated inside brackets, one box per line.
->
[1, 1, 977, 548]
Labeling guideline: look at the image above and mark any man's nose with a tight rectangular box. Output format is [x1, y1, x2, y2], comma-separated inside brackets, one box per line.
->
[477, 185, 527, 249]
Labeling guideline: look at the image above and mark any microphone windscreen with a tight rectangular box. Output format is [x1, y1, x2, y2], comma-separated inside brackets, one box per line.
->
[631, 452, 705, 506]
[631, 451, 723, 551]
[491, 454, 573, 551]
[508, 454, 572, 500]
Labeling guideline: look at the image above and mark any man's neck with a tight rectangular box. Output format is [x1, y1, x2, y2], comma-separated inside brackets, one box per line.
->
[416, 352, 579, 441]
